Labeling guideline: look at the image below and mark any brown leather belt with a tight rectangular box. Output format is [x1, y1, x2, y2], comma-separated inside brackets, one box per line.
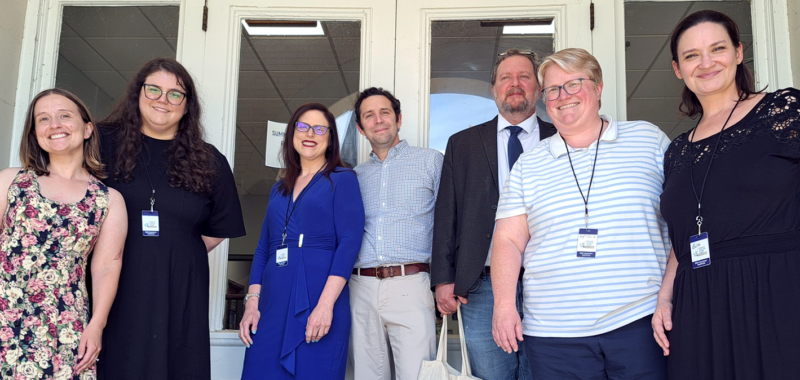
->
[485, 266, 525, 280]
[352, 263, 429, 279]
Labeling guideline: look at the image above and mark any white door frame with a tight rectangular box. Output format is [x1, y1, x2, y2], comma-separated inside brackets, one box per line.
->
[200, 0, 397, 333]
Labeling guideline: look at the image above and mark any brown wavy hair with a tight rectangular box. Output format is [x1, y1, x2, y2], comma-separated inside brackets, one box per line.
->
[279, 103, 345, 196]
[102, 58, 217, 193]
[670, 10, 762, 118]
[20, 88, 105, 179]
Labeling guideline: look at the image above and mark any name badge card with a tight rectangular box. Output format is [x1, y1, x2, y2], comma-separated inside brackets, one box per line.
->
[576, 228, 598, 258]
[690, 232, 711, 269]
[276, 245, 288, 267]
[142, 211, 159, 237]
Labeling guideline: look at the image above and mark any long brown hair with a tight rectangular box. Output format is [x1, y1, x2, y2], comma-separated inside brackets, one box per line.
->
[20, 88, 105, 179]
[102, 57, 217, 193]
[670, 10, 762, 118]
[278, 103, 345, 196]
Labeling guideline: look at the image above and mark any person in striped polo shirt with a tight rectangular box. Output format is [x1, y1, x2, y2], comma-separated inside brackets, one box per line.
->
[490, 48, 671, 379]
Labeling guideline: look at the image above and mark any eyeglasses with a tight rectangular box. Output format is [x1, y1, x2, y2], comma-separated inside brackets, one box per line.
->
[541, 78, 595, 101]
[498, 50, 535, 57]
[142, 84, 187, 106]
[295, 121, 330, 136]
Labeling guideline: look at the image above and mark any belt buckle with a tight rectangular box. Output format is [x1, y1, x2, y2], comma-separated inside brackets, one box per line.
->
[375, 265, 387, 279]
[375, 265, 399, 279]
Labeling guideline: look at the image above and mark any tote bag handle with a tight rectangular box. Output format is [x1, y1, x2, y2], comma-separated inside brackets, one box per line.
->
[434, 303, 474, 375]
[456, 303, 473, 376]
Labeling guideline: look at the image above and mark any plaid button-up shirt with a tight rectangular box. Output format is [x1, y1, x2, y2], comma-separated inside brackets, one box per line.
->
[353, 140, 444, 268]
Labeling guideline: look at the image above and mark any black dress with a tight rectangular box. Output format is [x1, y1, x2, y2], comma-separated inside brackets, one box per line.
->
[96, 127, 246, 380]
[660, 88, 800, 379]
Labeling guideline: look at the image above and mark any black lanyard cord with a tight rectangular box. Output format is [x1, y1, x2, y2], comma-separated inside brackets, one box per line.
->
[142, 142, 167, 212]
[564, 118, 604, 229]
[688, 97, 742, 235]
[282, 164, 326, 245]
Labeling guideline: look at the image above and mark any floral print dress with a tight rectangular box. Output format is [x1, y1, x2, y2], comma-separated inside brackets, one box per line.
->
[0, 170, 108, 380]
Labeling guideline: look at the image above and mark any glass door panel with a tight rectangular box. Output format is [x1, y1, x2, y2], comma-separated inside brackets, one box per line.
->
[55, 5, 180, 123]
[395, 0, 598, 149]
[624, 1, 753, 138]
[225, 20, 362, 330]
[428, 19, 555, 152]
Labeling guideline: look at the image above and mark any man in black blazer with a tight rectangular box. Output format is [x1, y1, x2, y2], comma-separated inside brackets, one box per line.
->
[431, 48, 556, 380]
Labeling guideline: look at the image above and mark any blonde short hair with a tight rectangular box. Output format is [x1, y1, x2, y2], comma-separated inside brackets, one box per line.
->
[538, 48, 603, 87]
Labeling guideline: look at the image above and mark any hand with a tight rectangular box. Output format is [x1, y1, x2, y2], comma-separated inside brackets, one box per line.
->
[492, 304, 523, 354]
[435, 283, 468, 315]
[73, 322, 102, 375]
[306, 304, 333, 343]
[652, 299, 673, 356]
[238, 299, 261, 347]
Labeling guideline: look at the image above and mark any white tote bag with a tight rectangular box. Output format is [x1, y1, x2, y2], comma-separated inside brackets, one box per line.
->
[418, 304, 482, 380]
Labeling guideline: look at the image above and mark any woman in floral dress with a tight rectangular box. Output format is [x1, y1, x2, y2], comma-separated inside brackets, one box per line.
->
[0, 88, 127, 380]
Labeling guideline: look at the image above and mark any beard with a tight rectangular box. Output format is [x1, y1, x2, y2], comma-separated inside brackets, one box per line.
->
[497, 89, 536, 116]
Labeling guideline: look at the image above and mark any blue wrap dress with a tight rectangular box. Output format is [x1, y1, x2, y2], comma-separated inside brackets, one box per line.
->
[241, 168, 364, 379]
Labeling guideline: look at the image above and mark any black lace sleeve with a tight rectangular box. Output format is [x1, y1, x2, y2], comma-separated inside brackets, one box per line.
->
[754, 88, 800, 153]
[663, 132, 691, 186]
[663, 88, 800, 182]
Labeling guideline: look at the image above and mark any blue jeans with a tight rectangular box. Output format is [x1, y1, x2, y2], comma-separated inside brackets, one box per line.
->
[459, 272, 532, 380]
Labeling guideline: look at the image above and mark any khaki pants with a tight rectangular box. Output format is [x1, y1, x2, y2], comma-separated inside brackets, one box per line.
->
[349, 271, 437, 380]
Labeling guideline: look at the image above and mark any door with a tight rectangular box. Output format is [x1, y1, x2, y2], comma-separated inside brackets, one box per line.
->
[198, 1, 396, 377]
[395, 0, 605, 149]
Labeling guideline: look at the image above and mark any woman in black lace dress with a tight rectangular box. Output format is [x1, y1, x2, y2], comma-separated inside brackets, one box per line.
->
[651, 10, 800, 379]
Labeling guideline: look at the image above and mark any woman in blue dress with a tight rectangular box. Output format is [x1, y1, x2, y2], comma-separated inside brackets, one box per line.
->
[239, 103, 364, 379]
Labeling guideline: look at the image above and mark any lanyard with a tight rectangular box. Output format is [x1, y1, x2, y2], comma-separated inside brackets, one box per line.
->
[688, 98, 742, 235]
[564, 118, 604, 229]
[142, 144, 167, 212]
[282, 166, 325, 245]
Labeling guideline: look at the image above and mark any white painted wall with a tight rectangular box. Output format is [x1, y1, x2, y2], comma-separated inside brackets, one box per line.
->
[789, 0, 800, 87]
[0, 0, 28, 169]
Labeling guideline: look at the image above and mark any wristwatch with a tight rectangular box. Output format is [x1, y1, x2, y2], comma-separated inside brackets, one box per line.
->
[243, 292, 260, 304]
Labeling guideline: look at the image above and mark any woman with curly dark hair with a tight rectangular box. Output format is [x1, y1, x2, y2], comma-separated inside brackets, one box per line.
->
[95, 58, 245, 380]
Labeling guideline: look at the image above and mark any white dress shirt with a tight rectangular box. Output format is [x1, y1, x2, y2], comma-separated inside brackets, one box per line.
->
[486, 113, 540, 266]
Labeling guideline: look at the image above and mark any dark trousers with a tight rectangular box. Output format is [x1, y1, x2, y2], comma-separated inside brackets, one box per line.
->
[524, 315, 665, 380]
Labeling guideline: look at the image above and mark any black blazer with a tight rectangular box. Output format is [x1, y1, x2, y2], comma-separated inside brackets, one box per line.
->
[431, 116, 557, 296]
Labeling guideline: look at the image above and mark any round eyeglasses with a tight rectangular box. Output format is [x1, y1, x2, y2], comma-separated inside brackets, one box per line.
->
[295, 121, 330, 136]
[142, 84, 187, 106]
[541, 78, 595, 101]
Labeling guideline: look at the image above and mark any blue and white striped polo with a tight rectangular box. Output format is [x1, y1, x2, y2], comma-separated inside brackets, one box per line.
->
[496, 114, 671, 338]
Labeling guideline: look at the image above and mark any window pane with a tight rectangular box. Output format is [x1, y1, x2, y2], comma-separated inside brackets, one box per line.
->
[625, 1, 753, 138]
[429, 20, 555, 151]
[55, 6, 180, 120]
[225, 21, 361, 330]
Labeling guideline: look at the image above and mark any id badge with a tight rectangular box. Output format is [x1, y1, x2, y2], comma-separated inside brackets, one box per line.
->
[142, 211, 160, 237]
[690, 232, 711, 269]
[576, 228, 599, 258]
[276, 244, 288, 267]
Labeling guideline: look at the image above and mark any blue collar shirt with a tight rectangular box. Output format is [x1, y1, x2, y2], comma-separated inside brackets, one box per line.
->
[354, 140, 444, 268]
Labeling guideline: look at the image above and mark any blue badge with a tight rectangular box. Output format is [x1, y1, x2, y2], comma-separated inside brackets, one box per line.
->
[142, 210, 159, 237]
[690, 232, 711, 269]
[576, 228, 598, 258]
